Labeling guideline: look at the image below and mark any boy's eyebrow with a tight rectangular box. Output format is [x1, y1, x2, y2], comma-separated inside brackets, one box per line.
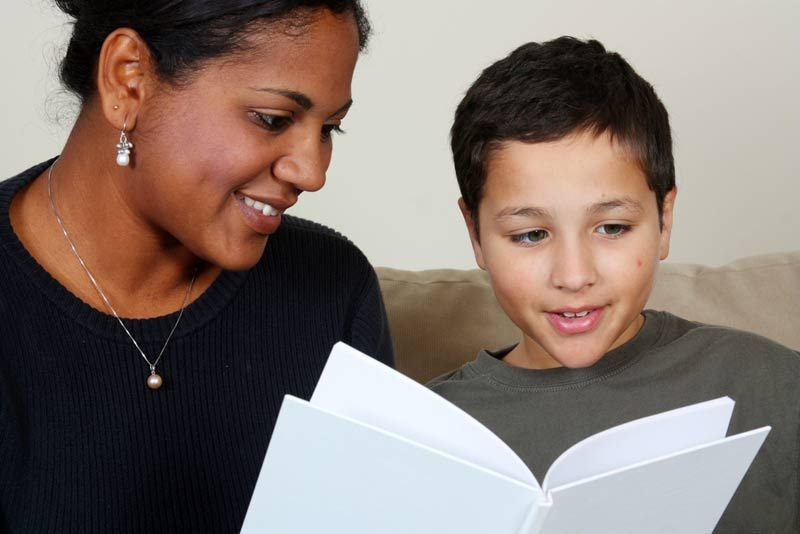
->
[495, 206, 552, 221]
[494, 198, 643, 221]
[587, 197, 645, 216]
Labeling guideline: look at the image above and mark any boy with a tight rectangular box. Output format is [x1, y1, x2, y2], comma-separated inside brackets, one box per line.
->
[429, 36, 800, 531]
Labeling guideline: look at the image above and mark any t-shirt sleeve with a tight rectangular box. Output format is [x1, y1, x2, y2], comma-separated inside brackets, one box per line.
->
[346, 264, 394, 368]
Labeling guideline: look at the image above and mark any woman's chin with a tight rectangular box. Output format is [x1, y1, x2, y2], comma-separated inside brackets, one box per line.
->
[205, 239, 270, 272]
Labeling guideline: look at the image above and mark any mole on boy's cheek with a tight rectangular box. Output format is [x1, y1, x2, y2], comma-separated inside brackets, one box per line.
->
[637, 259, 643, 268]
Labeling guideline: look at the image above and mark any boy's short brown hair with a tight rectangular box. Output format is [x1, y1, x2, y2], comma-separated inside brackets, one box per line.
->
[451, 36, 674, 231]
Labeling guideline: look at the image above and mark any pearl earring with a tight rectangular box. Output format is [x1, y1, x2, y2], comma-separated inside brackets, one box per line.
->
[116, 122, 133, 167]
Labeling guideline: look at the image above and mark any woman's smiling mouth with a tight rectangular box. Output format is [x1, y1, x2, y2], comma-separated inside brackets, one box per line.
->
[235, 192, 291, 235]
[241, 193, 281, 216]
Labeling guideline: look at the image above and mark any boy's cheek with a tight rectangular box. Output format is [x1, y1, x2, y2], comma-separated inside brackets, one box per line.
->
[486, 260, 543, 306]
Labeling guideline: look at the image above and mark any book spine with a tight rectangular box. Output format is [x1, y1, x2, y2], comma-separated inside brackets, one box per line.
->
[517, 498, 552, 534]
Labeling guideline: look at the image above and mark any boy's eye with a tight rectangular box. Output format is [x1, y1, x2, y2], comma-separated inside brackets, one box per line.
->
[252, 112, 292, 133]
[321, 124, 345, 141]
[511, 229, 549, 245]
[596, 223, 630, 237]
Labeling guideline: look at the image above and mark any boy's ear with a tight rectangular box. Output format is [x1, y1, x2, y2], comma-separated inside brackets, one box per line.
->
[96, 28, 157, 133]
[658, 187, 678, 261]
[458, 198, 486, 270]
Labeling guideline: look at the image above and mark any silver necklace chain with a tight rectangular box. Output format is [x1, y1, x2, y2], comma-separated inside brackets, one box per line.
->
[47, 158, 196, 382]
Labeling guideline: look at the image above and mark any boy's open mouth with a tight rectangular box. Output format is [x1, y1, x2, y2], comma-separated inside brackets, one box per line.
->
[546, 307, 605, 335]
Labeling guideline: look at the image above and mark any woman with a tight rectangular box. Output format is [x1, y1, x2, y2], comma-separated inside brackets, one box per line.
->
[0, 1, 392, 531]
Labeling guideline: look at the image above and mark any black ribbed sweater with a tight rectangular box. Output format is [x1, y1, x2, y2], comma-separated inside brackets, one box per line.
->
[0, 161, 394, 533]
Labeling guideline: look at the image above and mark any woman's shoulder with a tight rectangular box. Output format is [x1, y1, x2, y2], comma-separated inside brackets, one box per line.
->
[273, 215, 368, 262]
[279, 215, 355, 243]
[0, 160, 53, 256]
[264, 215, 375, 283]
[1, 160, 52, 208]
[2, 159, 53, 188]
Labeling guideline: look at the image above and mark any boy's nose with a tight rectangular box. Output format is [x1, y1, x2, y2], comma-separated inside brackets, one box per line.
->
[550, 240, 598, 292]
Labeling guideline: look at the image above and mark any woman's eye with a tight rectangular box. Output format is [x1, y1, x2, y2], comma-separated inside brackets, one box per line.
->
[252, 112, 292, 133]
[597, 223, 630, 237]
[511, 229, 549, 244]
[321, 124, 344, 141]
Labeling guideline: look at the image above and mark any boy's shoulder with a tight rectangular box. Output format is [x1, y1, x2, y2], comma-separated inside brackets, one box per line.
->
[427, 345, 512, 388]
[426, 345, 517, 400]
[427, 365, 471, 390]
[646, 309, 800, 369]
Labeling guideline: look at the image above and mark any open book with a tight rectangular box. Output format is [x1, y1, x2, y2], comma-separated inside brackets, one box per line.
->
[241, 343, 770, 533]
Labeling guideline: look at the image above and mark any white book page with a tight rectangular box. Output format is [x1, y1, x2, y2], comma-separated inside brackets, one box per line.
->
[242, 396, 541, 534]
[311, 342, 537, 487]
[543, 397, 734, 491]
[539, 427, 770, 534]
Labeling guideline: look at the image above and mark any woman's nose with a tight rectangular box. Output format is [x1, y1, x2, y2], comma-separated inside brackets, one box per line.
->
[272, 132, 328, 193]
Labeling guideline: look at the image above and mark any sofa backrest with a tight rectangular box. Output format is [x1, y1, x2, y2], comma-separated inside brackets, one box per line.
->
[377, 251, 800, 383]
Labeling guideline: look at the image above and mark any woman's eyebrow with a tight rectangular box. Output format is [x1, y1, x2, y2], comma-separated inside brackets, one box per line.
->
[332, 99, 353, 117]
[250, 87, 313, 110]
[249, 86, 353, 117]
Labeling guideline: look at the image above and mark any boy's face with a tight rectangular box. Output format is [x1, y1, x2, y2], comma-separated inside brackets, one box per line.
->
[461, 130, 676, 369]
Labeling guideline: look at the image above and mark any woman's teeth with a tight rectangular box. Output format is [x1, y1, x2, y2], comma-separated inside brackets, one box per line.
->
[242, 194, 279, 217]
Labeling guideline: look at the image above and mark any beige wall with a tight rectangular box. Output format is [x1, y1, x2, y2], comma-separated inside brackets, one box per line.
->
[2, 0, 798, 270]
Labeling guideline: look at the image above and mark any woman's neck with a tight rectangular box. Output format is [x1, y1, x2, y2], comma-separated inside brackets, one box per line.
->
[10, 110, 220, 318]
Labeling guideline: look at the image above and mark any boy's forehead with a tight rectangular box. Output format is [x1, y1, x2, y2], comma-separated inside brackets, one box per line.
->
[481, 132, 654, 212]
[488, 129, 632, 171]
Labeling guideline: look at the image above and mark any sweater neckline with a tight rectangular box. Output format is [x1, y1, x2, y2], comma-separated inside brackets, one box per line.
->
[0, 159, 250, 343]
[468, 310, 666, 389]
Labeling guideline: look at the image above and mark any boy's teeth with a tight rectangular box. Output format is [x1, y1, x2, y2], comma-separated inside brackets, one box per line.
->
[560, 310, 590, 318]
[244, 196, 255, 207]
[262, 204, 278, 217]
[252, 200, 266, 211]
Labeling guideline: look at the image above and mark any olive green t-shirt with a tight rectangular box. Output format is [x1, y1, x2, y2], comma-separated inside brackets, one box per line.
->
[428, 310, 800, 533]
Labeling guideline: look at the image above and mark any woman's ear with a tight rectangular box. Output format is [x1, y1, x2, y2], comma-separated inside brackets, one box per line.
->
[95, 28, 156, 132]
[458, 198, 486, 270]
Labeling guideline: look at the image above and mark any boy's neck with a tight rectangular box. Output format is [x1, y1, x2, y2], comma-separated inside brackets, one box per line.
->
[503, 343, 563, 370]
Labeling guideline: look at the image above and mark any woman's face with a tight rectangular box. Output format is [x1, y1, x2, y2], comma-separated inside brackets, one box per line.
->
[127, 9, 360, 270]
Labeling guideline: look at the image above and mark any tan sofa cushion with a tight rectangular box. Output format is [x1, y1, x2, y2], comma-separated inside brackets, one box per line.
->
[377, 251, 800, 383]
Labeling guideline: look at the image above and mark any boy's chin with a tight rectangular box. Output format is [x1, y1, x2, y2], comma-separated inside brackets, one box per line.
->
[549, 349, 608, 369]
